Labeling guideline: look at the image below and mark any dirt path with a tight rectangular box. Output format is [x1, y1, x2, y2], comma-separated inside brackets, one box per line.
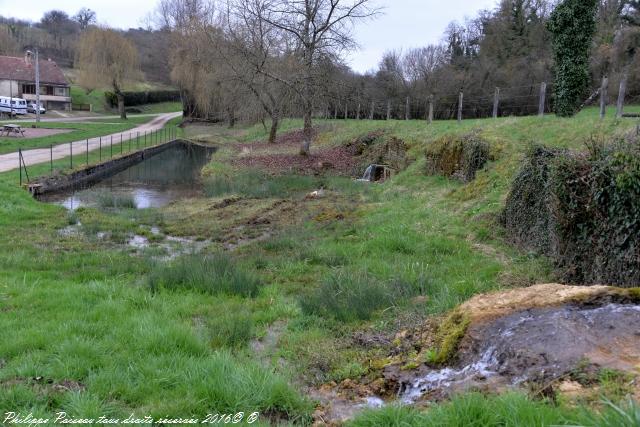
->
[0, 112, 181, 173]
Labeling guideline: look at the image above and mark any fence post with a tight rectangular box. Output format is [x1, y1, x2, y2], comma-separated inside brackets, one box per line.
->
[110, 135, 113, 158]
[50, 145, 53, 175]
[458, 92, 463, 124]
[144, 131, 146, 148]
[120, 134, 123, 154]
[428, 95, 434, 124]
[99, 137, 102, 161]
[137, 132, 140, 149]
[369, 101, 374, 120]
[86, 139, 89, 166]
[616, 74, 627, 118]
[600, 76, 608, 119]
[386, 100, 391, 120]
[129, 133, 132, 152]
[70, 142, 73, 169]
[19, 148, 22, 186]
[493, 87, 500, 119]
[405, 97, 410, 120]
[538, 82, 547, 117]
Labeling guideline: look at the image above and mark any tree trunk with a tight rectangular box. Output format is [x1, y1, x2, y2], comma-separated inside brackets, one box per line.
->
[227, 108, 236, 128]
[301, 107, 312, 156]
[116, 92, 126, 119]
[268, 112, 279, 144]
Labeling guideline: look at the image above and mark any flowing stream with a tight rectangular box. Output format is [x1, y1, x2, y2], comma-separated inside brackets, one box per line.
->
[396, 303, 640, 403]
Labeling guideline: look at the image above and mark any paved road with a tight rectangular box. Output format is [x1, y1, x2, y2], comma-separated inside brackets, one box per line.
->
[0, 112, 182, 173]
[0, 113, 179, 124]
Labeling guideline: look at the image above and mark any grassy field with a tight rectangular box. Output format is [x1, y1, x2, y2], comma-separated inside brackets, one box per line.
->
[0, 108, 638, 424]
[70, 86, 181, 115]
[0, 117, 158, 155]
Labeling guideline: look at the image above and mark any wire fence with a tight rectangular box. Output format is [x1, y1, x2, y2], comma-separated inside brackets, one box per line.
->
[314, 78, 632, 122]
[318, 82, 557, 122]
[18, 126, 178, 188]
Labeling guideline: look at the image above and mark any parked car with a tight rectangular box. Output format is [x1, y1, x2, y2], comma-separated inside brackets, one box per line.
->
[27, 103, 46, 114]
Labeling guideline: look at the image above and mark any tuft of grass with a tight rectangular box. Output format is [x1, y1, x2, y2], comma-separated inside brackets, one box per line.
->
[96, 192, 137, 209]
[207, 308, 254, 349]
[299, 271, 417, 322]
[147, 253, 261, 297]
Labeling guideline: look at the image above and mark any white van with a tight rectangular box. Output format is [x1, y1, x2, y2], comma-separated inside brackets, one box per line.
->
[0, 97, 28, 115]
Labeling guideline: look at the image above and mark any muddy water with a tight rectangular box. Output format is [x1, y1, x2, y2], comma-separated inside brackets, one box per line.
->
[39, 143, 213, 209]
[394, 303, 640, 403]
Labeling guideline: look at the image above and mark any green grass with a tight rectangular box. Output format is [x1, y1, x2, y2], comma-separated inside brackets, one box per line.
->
[205, 171, 323, 199]
[300, 270, 421, 322]
[0, 106, 638, 422]
[0, 120, 154, 155]
[348, 393, 640, 427]
[70, 86, 110, 114]
[147, 253, 261, 297]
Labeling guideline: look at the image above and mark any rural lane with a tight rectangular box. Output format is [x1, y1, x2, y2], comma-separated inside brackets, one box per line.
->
[0, 112, 182, 173]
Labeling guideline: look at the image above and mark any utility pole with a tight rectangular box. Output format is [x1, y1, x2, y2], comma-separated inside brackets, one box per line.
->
[35, 48, 41, 125]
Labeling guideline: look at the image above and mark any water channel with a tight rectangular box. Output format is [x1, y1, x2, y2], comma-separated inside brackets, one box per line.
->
[38, 143, 214, 209]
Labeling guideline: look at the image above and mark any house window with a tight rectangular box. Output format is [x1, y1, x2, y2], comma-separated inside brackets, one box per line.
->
[54, 87, 68, 97]
[22, 84, 36, 94]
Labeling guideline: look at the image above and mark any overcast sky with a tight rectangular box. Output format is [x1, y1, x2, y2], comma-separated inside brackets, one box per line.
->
[0, 0, 499, 72]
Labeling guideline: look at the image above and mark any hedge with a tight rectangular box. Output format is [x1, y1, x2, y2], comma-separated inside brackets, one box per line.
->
[105, 90, 181, 107]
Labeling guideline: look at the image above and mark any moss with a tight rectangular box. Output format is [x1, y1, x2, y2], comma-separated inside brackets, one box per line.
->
[425, 132, 491, 182]
[430, 309, 471, 365]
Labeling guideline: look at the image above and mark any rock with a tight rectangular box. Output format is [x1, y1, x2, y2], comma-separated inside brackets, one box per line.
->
[557, 380, 584, 397]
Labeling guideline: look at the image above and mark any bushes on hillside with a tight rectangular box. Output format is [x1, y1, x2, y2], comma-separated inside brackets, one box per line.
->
[501, 139, 640, 286]
[425, 133, 490, 182]
[105, 90, 181, 107]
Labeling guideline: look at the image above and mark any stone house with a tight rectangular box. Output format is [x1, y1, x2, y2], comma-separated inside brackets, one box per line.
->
[0, 52, 72, 111]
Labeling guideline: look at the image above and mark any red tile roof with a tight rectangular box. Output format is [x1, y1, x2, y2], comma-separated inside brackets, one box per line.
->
[0, 55, 69, 86]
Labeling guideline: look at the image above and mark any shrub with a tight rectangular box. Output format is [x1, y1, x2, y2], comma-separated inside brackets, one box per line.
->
[105, 90, 181, 108]
[300, 271, 416, 322]
[425, 133, 490, 182]
[501, 140, 640, 286]
[500, 145, 561, 254]
[147, 254, 261, 297]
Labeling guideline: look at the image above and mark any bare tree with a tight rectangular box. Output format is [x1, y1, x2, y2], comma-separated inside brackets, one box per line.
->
[76, 28, 140, 119]
[74, 8, 97, 31]
[224, 0, 298, 142]
[40, 10, 78, 48]
[242, 0, 379, 155]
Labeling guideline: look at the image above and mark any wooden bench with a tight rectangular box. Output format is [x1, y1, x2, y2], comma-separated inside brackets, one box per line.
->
[1, 124, 25, 138]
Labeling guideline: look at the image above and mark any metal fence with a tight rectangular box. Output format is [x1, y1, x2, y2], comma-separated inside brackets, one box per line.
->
[18, 126, 178, 187]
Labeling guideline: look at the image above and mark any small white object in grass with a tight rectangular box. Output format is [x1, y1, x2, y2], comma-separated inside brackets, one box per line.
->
[306, 189, 325, 199]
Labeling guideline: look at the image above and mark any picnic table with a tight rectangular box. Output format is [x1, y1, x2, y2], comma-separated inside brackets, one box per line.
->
[1, 124, 25, 138]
